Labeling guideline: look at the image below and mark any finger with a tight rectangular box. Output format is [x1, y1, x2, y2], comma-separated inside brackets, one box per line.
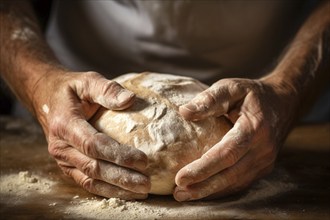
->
[51, 118, 148, 171]
[74, 71, 135, 110]
[227, 106, 241, 124]
[174, 148, 275, 202]
[175, 119, 253, 188]
[179, 79, 247, 121]
[63, 167, 148, 200]
[203, 163, 274, 200]
[50, 140, 150, 193]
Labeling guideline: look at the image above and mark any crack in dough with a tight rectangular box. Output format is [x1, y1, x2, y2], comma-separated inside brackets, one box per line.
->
[91, 72, 232, 195]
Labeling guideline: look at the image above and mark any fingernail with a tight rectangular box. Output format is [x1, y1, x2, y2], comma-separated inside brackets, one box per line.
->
[175, 191, 191, 201]
[117, 90, 134, 104]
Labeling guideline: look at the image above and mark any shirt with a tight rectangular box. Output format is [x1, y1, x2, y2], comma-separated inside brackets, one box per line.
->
[44, 0, 328, 122]
[46, 0, 308, 84]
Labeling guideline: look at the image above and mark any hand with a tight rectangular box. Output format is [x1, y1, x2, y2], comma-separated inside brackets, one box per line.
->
[34, 70, 150, 200]
[174, 77, 297, 201]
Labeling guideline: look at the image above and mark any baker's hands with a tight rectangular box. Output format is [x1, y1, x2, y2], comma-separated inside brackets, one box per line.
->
[174, 77, 297, 201]
[33, 70, 150, 200]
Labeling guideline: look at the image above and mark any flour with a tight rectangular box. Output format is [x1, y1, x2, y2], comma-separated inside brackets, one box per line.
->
[139, 73, 208, 106]
[65, 168, 296, 220]
[0, 171, 55, 197]
[66, 197, 165, 220]
[11, 27, 36, 41]
[42, 104, 50, 114]
[111, 114, 139, 133]
[92, 73, 232, 195]
[0, 169, 296, 219]
[146, 110, 181, 152]
[141, 103, 167, 120]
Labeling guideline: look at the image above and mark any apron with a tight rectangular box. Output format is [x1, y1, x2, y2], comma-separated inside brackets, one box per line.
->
[46, 0, 307, 84]
[45, 0, 328, 122]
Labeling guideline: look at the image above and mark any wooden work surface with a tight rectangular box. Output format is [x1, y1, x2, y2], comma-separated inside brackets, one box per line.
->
[0, 116, 329, 220]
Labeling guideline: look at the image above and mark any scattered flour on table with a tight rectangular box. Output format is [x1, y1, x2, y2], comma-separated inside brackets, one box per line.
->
[65, 168, 296, 220]
[0, 171, 55, 197]
[66, 197, 167, 220]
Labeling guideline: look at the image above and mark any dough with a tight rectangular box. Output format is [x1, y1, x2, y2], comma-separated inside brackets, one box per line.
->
[91, 72, 232, 195]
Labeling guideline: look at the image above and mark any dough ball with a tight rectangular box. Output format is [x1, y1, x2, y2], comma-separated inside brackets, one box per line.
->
[91, 72, 232, 195]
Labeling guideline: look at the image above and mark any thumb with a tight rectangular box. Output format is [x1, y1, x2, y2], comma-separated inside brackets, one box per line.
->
[179, 79, 247, 121]
[76, 72, 135, 110]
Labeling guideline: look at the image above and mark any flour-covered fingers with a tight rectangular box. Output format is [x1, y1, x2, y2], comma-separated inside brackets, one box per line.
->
[175, 121, 252, 188]
[179, 79, 248, 121]
[64, 168, 148, 200]
[72, 71, 135, 110]
[54, 117, 148, 171]
[174, 149, 274, 201]
[96, 161, 150, 193]
[204, 163, 274, 201]
[49, 141, 150, 194]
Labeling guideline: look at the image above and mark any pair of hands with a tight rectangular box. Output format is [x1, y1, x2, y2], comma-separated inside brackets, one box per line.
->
[34, 70, 296, 201]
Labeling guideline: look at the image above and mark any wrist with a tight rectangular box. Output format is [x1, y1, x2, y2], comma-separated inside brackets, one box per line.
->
[260, 71, 301, 125]
[261, 71, 300, 101]
[30, 65, 69, 128]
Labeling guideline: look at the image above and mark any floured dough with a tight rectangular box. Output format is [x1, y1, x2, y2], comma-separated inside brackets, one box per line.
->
[91, 72, 232, 195]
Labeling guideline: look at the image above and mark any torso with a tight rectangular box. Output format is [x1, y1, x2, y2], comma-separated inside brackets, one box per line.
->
[46, 0, 308, 84]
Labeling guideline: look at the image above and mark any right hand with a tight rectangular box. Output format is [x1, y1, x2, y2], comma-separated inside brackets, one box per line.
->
[33, 70, 150, 200]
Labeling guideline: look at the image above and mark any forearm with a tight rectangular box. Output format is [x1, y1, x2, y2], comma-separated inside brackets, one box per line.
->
[0, 0, 64, 114]
[262, 1, 330, 103]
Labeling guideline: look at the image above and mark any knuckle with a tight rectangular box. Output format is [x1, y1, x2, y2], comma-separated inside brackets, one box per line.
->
[222, 147, 240, 167]
[58, 165, 72, 177]
[81, 159, 99, 177]
[203, 90, 217, 105]
[81, 71, 105, 94]
[81, 136, 97, 157]
[82, 71, 124, 98]
[234, 131, 252, 147]
[101, 80, 122, 97]
[229, 80, 241, 90]
[227, 79, 243, 92]
[48, 142, 68, 161]
[230, 79, 252, 96]
[48, 114, 77, 142]
[215, 78, 233, 87]
[84, 71, 102, 79]
[80, 176, 94, 192]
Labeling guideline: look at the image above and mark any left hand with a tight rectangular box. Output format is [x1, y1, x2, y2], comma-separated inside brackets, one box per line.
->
[174, 77, 297, 201]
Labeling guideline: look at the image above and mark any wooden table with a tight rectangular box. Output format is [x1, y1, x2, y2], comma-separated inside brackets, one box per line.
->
[0, 116, 329, 219]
